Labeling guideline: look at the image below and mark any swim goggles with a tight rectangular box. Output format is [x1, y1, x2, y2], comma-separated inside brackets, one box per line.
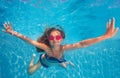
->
[48, 35, 62, 40]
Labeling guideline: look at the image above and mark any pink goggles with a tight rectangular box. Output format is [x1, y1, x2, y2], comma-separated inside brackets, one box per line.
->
[48, 35, 62, 40]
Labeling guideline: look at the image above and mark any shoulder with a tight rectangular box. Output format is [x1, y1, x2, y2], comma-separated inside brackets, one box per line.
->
[61, 43, 84, 51]
[61, 44, 71, 51]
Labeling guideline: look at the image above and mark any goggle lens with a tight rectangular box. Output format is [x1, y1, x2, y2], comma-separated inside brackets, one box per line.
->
[48, 35, 62, 40]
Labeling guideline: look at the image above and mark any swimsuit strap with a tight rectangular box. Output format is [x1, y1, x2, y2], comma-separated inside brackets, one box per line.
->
[45, 54, 66, 63]
[39, 54, 49, 68]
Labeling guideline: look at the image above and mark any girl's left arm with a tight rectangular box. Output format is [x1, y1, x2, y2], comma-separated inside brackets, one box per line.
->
[63, 18, 119, 51]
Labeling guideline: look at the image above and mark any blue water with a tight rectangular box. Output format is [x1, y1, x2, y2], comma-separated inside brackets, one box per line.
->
[0, 0, 120, 78]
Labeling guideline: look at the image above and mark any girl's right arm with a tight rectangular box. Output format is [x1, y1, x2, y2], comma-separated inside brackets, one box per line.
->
[3, 22, 49, 51]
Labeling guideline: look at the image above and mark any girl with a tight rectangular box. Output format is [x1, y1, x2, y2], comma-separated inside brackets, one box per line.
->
[3, 18, 118, 75]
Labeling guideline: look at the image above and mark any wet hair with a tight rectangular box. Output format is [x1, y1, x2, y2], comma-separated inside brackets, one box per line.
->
[36, 25, 65, 52]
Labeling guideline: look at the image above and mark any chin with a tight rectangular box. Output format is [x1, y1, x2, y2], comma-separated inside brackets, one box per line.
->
[52, 43, 60, 46]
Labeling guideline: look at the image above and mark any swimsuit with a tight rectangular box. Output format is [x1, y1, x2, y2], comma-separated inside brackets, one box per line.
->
[39, 54, 66, 68]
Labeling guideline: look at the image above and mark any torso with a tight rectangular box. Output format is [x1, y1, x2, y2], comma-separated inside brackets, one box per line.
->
[45, 45, 64, 59]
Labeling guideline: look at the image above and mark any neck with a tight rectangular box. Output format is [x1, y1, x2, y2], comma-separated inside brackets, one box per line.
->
[51, 45, 61, 51]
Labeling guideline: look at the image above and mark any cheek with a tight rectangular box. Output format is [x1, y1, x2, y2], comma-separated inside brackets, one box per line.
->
[59, 38, 63, 42]
[49, 40, 53, 43]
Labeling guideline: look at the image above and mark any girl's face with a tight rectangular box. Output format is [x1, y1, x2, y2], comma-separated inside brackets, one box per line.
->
[48, 30, 63, 47]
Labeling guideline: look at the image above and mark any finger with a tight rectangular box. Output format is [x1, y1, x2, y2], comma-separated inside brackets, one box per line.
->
[7, 21, 11, 26]
[3, 24, 7, 29]
[111, 17, 115, 30]
[108, 19, 111, 29]
[2, 29, 6, 32]
[106, 22, 109, 29]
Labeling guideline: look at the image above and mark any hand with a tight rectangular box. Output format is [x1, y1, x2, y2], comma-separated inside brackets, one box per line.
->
[104, 18, 119, 39]
[2, 22, 13, 34]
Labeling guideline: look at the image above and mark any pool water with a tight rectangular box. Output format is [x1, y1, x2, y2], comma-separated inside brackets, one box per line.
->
[0, 0, 120, 78]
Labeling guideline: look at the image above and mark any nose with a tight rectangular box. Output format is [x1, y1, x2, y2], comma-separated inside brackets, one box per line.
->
[53, 38, 57, 42]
